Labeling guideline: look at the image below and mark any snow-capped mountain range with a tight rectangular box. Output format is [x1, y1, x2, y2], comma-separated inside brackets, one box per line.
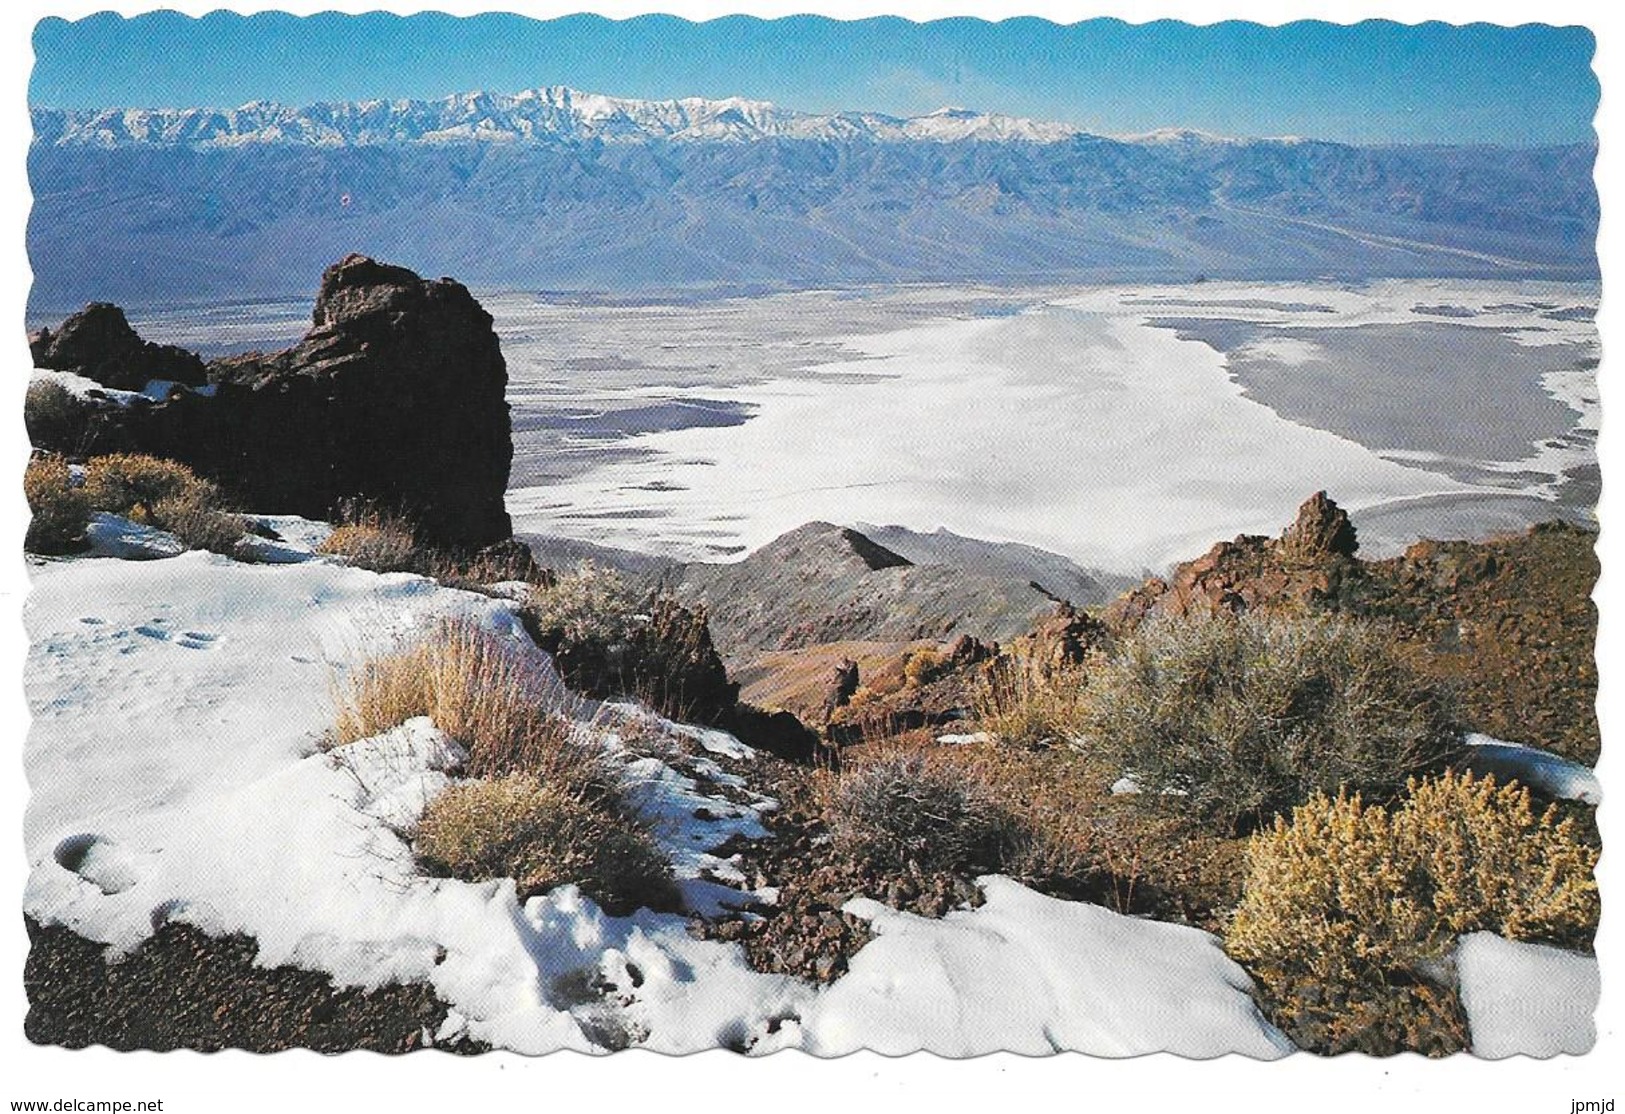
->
[26, 86, 1598, 308]
[34, 86, 1096, 148]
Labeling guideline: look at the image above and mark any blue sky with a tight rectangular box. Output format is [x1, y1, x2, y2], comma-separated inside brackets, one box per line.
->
[30, 12, 1597, 146]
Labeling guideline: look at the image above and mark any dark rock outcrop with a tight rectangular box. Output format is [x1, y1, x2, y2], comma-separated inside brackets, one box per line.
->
[31, 302, 207, 391]
[725, 704, 824, 764]
[943, 634, 996, 669]
[1281, 490, 1359, 562]
[820, 658, 861, 720]
[32, 255, 513, 549]
[525, 596, 740, 727]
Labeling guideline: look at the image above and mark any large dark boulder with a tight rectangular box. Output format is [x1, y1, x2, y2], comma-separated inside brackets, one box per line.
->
[34, 255, 513, 549]
[31, 302, 208, 391]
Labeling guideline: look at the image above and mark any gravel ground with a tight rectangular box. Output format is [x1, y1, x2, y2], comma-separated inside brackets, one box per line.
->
[24, 917, 485, 1054]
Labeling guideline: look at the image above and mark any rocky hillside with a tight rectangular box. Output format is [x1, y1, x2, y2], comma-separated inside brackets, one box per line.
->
[1107, 493, 1599, 764]
[854, 522, 1136, 607]
[29, 254, 513, 549]
[662, 522, 1060, 662]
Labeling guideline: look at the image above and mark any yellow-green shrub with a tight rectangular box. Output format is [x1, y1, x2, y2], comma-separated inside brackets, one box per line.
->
[81, 453, 244, 554]
[415, 773, 677, 915]
[1227, 772, 1598, 1054]
[82, 453, 199, 519]
[901, 647, 947, 688]
[317, 506, 423, 574]
[524, 562, 642, 645]
[24, 455, 91, 554]
[1077, 613, 1460, 832]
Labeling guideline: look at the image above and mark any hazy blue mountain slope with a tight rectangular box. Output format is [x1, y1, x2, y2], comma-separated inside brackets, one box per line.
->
[27, 94, 1597, 309]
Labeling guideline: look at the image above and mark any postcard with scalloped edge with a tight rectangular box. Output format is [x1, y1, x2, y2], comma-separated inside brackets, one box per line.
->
[20, 7, 1600, 1066]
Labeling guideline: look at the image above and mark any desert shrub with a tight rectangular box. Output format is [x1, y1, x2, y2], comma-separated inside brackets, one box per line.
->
[898, 740, 1242, 924]
[24, 380, 92, 452]
[316, 504, 424, 574]
[415, 773, 677, 915]
[81, 453, 200, 520]
[23, 455, 91, 554]
[151, 489, 246, 555]
[972, 654, 1088, 748]
[525, 562, 643, 645]
[901, 647, 947, 688]
[333, 617, 603, 787]
[826, 752, 1022, 876]
[81, 453, 246, 555]
[428, 540, 549, 594]
[524, 567, 736, 724]
[1077, 612, 1461, 832]
[1227, 772, 1599, 1055]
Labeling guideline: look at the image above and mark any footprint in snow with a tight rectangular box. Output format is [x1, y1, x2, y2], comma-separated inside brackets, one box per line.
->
[53, 833, 142, 896]
[133, 625, 222, 650]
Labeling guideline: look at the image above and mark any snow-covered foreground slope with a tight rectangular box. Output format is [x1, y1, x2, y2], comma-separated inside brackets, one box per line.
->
[1456, 933, 1599, 1058]
[24, 543, 1300, 1056]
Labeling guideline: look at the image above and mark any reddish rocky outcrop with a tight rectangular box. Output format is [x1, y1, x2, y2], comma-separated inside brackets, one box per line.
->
[1101, 495, 1598, 765]
[1104, 491, 1366, 628]
[1010, 603, 1110, 669]
[31, 255, 513, 549]
[820, 659, 861, 720]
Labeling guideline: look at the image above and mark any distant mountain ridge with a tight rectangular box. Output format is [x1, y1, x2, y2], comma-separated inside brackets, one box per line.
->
[27, 86, 1597, 308]
[33, 87, 1090, 148]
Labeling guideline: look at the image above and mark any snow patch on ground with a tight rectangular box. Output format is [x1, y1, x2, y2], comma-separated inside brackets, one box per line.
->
[1461, 733, 1600, 804]
[802, 875, 1294, 1058]
[32, 366, 214, 404]
[1457, 932, 1598, 1058]
[80, 511, 187, 560]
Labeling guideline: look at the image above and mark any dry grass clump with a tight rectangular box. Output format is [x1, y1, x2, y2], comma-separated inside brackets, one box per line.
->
[24, 380, 93, 452]
[151, 488, 247, 554]
[1076, 612, 1461, 833]
[316, 504, 424, 574]
[826, 751, 1022, 877]
[971, 654, 1089, 748]
[870, 740, 1243, 923]
[332, 617, 601, 786]
[1227, 772, 1599, 1055]
[24, 454, 92, 554]
[81, 453, 245, 555]
[415, 773, 677, 916]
